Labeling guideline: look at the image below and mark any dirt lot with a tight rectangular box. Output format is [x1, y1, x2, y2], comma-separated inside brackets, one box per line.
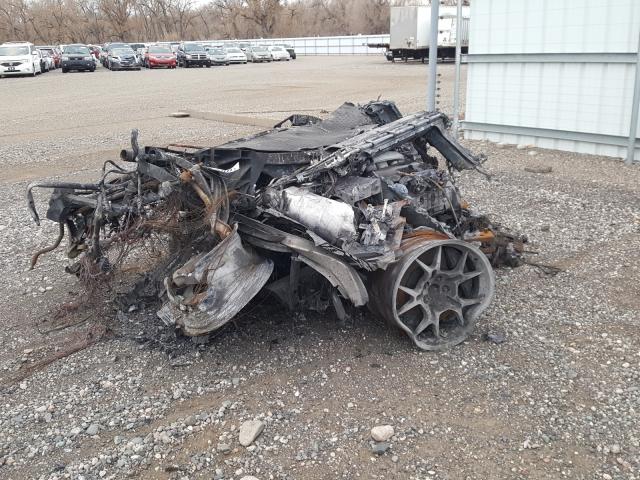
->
[0, 57, 639, 480]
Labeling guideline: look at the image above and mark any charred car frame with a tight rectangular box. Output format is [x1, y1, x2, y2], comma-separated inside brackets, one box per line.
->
[27, 101, 524, 351]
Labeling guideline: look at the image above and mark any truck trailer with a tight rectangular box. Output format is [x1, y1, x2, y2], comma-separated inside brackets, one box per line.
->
[371, 5, 470, 62]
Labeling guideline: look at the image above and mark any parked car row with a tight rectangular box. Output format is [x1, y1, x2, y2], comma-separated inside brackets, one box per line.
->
[172, 42, 293, 67]
[202, 43, 294, 63]
[0, 41, 99, 77]
[1, 40, 298, 77]
[225, 41, 297, 60]
[97, 41, 295, 70]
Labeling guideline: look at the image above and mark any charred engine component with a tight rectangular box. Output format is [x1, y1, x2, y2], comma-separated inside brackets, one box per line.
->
[264, 187, 357, 245]
[26, 100, 525, 351]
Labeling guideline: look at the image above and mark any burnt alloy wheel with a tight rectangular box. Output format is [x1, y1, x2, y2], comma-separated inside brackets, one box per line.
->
[369, 239, 495, 351]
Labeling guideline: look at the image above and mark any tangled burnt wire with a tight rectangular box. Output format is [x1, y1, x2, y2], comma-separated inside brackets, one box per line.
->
[29, 133, 231, 295]
[27, 101, 528, 351]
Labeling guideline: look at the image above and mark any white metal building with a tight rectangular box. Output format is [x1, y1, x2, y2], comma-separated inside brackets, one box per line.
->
[462, 0, 640, 161]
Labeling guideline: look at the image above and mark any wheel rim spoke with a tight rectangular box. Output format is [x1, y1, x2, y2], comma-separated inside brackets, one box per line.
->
[415, 258, 433, 275]
[445, 294, 462, 308]
[431, 246, 442, 270]
[455, 250, 468, 272]
[461, 296, 484, 307]
[460, 270, 482, 281]
[398, 284, 418, 298]
[453, 307, 465, 326]
[415, 306, 436, 336]
[430, 309, 440, 337]
[446, 294, 483, 308]
[397, 299, 419, 316]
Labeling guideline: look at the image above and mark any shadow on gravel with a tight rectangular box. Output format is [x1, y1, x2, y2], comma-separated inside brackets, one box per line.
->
[0, 279, 411, 390]
[121, 289, 409, 360]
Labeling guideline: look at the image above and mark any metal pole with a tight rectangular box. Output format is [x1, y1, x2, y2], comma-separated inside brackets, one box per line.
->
[427, 0, 440, 111]
[452, 0, 463, 136]
[626, 29, 640, 165]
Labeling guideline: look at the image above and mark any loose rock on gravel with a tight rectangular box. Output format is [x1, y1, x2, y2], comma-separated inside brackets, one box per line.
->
[239, 420, 265, 447]
[371, 425, 395, 442]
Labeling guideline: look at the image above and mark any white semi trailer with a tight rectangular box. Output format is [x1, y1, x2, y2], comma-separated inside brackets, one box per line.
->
[371, 5, 470, 62]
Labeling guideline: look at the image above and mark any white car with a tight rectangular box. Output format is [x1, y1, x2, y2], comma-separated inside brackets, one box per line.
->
[0, 42, 42, 77]
[268, 46, 290, 61]
[225, 48, 247, 64]
[38, 49, 54, 72]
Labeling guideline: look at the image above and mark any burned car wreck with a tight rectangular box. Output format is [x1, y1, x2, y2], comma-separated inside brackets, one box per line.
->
[27, 101, 524, 351]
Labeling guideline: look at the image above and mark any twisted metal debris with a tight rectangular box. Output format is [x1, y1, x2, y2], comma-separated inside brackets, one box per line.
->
[27, 101, 525, 351]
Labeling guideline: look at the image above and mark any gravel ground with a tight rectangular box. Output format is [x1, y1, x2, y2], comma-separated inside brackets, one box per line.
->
[0, 57, 638, 480]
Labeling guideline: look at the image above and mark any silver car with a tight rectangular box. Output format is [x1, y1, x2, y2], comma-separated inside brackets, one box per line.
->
[107, 48, 140, 70]
[206, 47, 229, 66]
[245, 46, 272, 63]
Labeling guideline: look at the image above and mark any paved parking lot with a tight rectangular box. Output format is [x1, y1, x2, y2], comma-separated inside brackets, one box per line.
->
[0, 57, 639, 480]
[1, 57, 462, 175]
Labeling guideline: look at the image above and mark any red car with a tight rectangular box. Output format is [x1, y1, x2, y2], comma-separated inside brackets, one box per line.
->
[144, 45, 176, 69]
[87, 45, 102, 60]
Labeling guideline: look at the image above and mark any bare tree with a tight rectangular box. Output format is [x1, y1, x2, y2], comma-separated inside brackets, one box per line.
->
[0, 0, 29, 40]
[0, 0, 396, 44]
[237, 0, 282, 37]
[213, 0, 246, 38]
[168, 0, 198, 40]
[98, 0, 134, 40]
